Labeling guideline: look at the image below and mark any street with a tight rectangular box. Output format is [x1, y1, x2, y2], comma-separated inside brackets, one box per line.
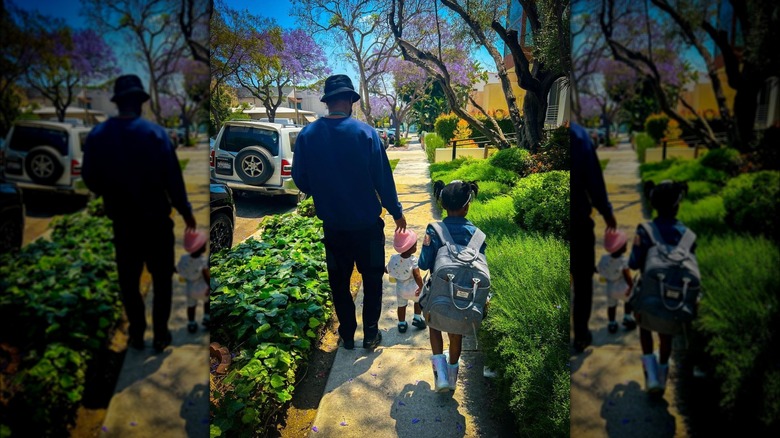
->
[21, 190, 90, 246]
[230, 190, 296, 246]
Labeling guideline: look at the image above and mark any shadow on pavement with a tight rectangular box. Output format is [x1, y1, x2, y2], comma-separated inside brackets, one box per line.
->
[391, 380, 467, 438]
[601, 381, 676, 438]
[180, 382, 210, 436]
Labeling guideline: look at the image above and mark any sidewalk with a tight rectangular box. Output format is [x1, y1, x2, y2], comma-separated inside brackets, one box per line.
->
[100, 142, 211, 437]
[306, 142, 512, 437]
[569, 137, 689, 437]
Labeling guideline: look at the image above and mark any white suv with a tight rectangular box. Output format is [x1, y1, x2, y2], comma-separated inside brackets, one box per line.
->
[1, 120, 91, 195]
[210, 121, 306, 204]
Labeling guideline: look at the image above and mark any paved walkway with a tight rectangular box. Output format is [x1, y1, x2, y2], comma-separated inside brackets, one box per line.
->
[307, 142, 512, 437]
[570, 137, 689, 437]
[100, 141, 210, 437]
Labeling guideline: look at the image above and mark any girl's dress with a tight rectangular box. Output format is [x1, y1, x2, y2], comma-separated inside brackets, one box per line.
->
[597, 254, 629, 306]
[177, 254, 208, 306]
[387, 254, 419, 303]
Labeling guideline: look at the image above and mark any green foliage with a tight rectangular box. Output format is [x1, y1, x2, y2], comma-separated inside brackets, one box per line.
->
[641, 158, 729, 185]
[210, 213, 332, 437]
[634, 131, 657, 163]
[424, 132, 445, 163]
[684, 181, 720, 202]
[700, 148, 742, 176]
[179, 158, 189, 171]
[677, 196, 728, 237]
[721, 171, 780, 242]
[296, 196, 316, 217]
[694, 234, 780, 429]
[534, 126, 571, 171]
[644, 113, 669, 143]
[388, 159, 399, 172]
[0, 199, 121, 436]
[489, 147, 532, 176]
[511, 171, 571, 240]
[434, 113, 459, 143]
[432, 158, 519, 187]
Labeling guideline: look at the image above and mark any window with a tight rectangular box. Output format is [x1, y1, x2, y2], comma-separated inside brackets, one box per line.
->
[289, 131, 299, 153]
[220, 125, 279, 156]
[9, 126, 69, 155]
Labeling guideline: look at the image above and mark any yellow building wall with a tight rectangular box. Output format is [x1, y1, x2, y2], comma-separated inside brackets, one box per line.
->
[472, 70, 528, 117]
[679, 69, 735, 118]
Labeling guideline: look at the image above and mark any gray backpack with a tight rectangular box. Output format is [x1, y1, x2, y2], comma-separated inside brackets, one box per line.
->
[418, 222, 491, 336]
[629, 222, 700, 334]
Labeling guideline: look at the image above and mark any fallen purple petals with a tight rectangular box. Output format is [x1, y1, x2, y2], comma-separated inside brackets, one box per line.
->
[621, 418, 630, 425]
[412, 418, 420, 424]
[312, 426, 319, 432]
[466, 363, 473, 369]
[456, 422, 463, 432]
[340, 421, 348, 426]
[435, 417, 442, 422]
[101, 426, 108, 432]
[348, 378, 354, 382]
[370, 373, 377, 377]
[398, 401, 406, 406]
[130, 421, 138, 427]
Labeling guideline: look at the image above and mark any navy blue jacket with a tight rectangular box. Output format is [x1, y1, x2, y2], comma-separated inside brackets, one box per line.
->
[571, 122, 612, 224]
[292, 116, 403, 230]
[82, 116, 192, 224]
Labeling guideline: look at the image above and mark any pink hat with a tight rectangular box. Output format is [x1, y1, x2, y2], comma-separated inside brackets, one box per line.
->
[604, 229, 628, 253]
[393, 229, 418, 253]
[184, 229, 208, 253]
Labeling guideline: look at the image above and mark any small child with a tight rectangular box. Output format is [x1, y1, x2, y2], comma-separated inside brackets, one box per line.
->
[597, 229, 636, 333]
[177, 229, 210, 333]
[420, 180, 486, 392]
[629, 180, 695, 396]
[386, 230, 426, 333]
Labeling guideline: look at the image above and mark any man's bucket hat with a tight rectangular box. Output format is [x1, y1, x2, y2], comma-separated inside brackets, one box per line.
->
[320, 74, 360, 103]
[111, 74, 151, 103]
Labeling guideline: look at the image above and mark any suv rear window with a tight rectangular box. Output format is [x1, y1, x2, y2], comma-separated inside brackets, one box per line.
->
[9, 126, 69, 155]
[289, 131, 298, 153]
[220, 125, 279, 155]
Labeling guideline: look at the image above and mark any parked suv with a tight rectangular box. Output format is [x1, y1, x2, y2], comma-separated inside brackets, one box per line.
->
[210, 120, 306, 204]
[209, 180, 235, 254]
[1, 120, 91, 195]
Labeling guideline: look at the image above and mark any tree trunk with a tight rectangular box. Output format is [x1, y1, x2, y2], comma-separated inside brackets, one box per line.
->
[522, 89, 547, 152]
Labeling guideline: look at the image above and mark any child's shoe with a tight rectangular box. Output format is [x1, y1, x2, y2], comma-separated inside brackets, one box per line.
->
[187, 321, 198, 333]
[622, 315, 637, 330]
[657, 363, 669, 394]
[398, 321, 408, 333]
[412, 315, 426, 329]
[430, 354, 449, 392]
[607, 321, 618, 333]
[447, 362, 459, 391]
[641, 354, 662, 394]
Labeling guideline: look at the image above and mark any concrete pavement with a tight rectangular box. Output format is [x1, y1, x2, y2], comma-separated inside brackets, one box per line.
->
[306, 142, 513, 437]
[100, 141, 211, 437]
[569, 137, 690, 437]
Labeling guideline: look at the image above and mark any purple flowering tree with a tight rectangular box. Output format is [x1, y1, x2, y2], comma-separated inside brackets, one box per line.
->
[233, 27, 329, 123]
[161, 57, 209, 141]
[25, 27, 119, 123]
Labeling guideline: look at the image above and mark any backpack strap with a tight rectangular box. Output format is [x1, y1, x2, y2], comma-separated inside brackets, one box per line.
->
[429, 221, 454, 246]
[640, 221, 666, 247]
[429, 222, 485, 253]
[677, 228, 696, 252]
[466, 229, 486, 253]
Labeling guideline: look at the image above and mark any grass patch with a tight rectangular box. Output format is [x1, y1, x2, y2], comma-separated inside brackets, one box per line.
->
[600, 159, 609, 171]
[431, 158, 518, 186]
[179, 159, 189, 171]
[677, 196, 729, 237]
[641, 158, 728, 185]
[389, 159, 399, 172]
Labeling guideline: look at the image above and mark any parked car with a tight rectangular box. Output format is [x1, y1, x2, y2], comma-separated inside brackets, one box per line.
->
[0, 120, 91, 195]
[375, 129, 390, 149]
[210, 120, 307, 205]
[588, 127, 606, 146]
[259, 117, 298, 127]
[209, 180, 235, 254]
[0, 182, 24, 254]
[387, 128, 397, 145]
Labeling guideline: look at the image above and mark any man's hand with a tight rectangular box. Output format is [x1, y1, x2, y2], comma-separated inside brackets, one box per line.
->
[394, 215, 407, 233]
[184, 213, 197, 230]
[603, 212, 617, 231]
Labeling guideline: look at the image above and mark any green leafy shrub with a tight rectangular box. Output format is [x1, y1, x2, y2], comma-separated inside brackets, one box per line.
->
[634, 131, 658, 163]
[434, 113, 459, 143]
[694, 234, 780, 430]
[644, 113, 669, 143]
[210, 213, 333, 437]
[700, 147, 742, 176]
[721, 171, 780, 242]
[424, 132, 445, 163]
[677, 196, 729, 237]
[641, 159, 729, 185]
[534, 125, 570, 171]
[511, 171, 570, 240]
[443, 159, 519, 187]
[296, 196, 316, 217]
[490, 146, 532, 176]
[685, 181, 721, 202]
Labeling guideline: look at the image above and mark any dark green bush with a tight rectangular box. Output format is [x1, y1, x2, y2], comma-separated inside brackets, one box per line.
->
[434, 113, 459, 143]
[642, 159, 729, 185]
[446, 159, 519, 187]
[535, 125, 570, 171]
[644, 113, 669, 143]
[634, 132, 658, 163]
[700, 148, 742, 176]
[694, 233, 780, 430]
[424, 132, 445, 163]
[296, 196, 316, 217]
[721, 171, 780, 242]
[489, 146, 532, 175]
[511, 171, 570, 239]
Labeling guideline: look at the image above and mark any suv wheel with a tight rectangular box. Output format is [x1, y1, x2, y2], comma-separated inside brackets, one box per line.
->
[210, 212, 233, 254]
[26, 149, 63, 184]
[235, 148, 274, 185]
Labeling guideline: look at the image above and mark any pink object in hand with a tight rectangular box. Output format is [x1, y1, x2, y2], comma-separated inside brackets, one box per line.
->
[393, 229, 418, 253]
[184, 229, 208, 253]
[604, 229, 628, 253]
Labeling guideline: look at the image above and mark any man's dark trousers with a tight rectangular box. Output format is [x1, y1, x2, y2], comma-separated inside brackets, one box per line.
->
[571, 217, 596, 343]
[112, 217, 175, 343]
[323, 219, 385, 343]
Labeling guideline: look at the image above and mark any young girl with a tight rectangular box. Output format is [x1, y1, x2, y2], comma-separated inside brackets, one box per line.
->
[420, 180, 486, 392]
[177, 229, 210, 333]
[598, 229, 636, 333]
[629, 180, 694, 395]
[385, 230, 425, 333]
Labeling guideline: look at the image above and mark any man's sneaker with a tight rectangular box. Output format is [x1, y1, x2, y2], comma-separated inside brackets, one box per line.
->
[341, 338, 354, 350]
[187, 321, 198, 333]
[622, 316, 637, 330]
[363, 331, 382, 350]
[608, 321, 618, 334]
[572, 331, 592, 354]
[398, 321, 408, 333]
[153, 331, 172, 353]
[412, 317, 427, 330]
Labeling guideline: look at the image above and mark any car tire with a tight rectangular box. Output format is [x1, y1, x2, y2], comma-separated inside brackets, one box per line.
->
[210, 212, 233, 254]
[235, 148, 274, 185]
[25, 149, 63, 185]
[0, 211, 23, 253]
[288, 191, 307, 206]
